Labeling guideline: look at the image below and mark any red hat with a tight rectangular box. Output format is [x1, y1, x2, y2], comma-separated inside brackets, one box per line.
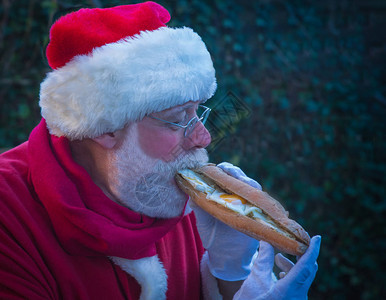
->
[39, 1, 216, 140]
[46, 2, 171, 69]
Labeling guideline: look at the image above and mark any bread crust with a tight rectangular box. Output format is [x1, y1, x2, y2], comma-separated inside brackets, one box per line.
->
[175, 164, 310, 256]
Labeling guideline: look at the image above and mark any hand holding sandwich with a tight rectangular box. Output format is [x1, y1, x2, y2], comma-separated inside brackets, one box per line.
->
[177, 162, 321, 299]
[191, 162, 262, 281]
[234, 235, 321, 300]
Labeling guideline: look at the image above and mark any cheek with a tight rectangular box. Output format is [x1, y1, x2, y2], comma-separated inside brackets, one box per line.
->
[137, 123, 181, 160]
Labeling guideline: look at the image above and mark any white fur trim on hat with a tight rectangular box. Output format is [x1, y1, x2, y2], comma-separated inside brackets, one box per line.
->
[110, 255, 168, 300]
[39, 26, 217, 140]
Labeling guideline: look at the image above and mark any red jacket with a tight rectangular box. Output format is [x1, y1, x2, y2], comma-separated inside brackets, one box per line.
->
[0, 120, 205, 299]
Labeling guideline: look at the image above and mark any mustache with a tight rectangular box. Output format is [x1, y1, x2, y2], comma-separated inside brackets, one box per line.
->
[152, 148, 209, 176]
[132, 148, 209, 218]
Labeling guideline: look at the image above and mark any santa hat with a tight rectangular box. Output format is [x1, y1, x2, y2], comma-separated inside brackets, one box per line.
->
[39, 1, 217, 140]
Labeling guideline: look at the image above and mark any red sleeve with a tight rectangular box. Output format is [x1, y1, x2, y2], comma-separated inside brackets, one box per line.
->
[0, 224, 56, 299]
[0, 147, 58, 299]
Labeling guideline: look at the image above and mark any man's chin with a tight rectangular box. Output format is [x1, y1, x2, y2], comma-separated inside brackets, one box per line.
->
[114, 148, 208, 219]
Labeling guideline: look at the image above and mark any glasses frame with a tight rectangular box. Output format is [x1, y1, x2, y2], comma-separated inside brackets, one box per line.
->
[149, 105, 211, 137]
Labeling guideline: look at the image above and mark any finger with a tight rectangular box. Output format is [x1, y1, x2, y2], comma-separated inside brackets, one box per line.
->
[217, 163, 262, 190]
[217, 162, 246, 178]
[217, 162, 236, 173]
[217, 162, 234, 169]
[252, 241, 275, 279]
[238, 176, 262, 190]
[297, 235, 321, 265]
[275, 253, 294, 273]
[282, 236, 321, 284]
[279, 271, 286, 279]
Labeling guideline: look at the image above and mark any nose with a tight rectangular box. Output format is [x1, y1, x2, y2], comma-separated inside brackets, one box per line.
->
[182, 122, 211, 150]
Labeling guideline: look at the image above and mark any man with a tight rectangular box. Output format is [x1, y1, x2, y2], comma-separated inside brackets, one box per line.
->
[0, 2, 321, 299]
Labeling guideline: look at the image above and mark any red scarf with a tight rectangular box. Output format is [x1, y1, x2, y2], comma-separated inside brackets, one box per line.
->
[29, 119, 186, 259]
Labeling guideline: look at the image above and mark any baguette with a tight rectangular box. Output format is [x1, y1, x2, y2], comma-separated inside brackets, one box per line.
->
[175, 163, 310, 256]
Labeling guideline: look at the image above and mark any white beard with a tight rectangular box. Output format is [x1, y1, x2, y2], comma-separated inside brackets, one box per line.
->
[108, 124, 209, 218]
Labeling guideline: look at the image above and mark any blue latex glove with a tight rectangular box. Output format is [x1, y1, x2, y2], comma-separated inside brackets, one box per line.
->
[233, 236, 321, 300]
[217, 162, 262, 190]
[191, 162, 261, 281]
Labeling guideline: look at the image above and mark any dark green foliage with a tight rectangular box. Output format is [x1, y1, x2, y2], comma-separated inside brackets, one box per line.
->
[1, 1, 385, 299]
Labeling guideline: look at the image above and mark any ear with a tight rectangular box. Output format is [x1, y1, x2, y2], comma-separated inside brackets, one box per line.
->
[92, 132, 119, 149]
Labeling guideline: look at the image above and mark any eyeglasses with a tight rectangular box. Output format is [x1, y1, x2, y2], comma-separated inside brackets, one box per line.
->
[149, 105, 211, 137]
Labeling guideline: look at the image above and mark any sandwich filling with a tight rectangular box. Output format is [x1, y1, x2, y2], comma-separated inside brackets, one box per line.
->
[178, 169, 292, 238]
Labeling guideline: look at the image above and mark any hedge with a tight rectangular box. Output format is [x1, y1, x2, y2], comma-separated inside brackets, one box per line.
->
[1, 1, 385, 299]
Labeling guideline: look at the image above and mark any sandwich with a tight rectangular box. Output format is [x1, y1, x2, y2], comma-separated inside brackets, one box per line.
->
[175, 164, 310, 256]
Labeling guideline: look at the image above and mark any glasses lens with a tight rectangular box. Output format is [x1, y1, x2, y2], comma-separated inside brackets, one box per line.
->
[184, 106, 211, 137]
[200, 107, 210, 125]
[185, 118, 198, 137]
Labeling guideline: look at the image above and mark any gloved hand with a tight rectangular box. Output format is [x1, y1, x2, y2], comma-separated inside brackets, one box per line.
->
[191, 162, 261, 281]
[233, 235, 321, 300]
[217, 162, 262, 190]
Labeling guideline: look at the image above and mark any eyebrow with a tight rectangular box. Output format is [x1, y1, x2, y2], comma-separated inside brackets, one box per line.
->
[157, 103, 197, 119]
